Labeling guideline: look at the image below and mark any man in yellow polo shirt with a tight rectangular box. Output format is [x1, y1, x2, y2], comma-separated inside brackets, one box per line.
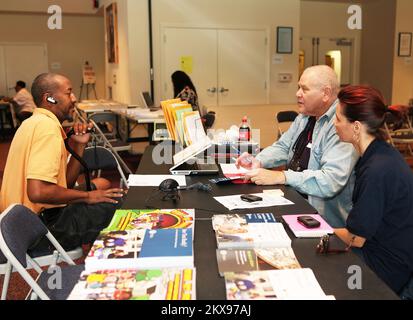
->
[0, 73, 124, 250]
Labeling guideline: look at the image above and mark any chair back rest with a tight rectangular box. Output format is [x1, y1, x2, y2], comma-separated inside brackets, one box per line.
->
[83, 146, 119, 171]
[0, 248, 6, 264]
[0, 205, 47, 268]
[277, 111, 298, 123]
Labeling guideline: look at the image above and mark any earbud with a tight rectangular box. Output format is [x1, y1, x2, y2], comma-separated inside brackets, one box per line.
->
[47, 96, 57, 104]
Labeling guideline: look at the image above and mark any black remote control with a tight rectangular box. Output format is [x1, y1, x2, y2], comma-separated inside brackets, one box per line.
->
[209, 176, 244, 185]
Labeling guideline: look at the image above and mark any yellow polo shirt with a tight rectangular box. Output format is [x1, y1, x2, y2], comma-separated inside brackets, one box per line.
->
[0, 108, 68, 213]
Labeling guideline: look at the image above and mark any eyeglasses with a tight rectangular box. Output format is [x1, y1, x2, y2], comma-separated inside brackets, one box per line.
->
[316, 234, 352, 254]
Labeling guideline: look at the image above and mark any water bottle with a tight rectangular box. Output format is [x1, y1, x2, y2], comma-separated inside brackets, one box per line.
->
[239, 116, 251, 142]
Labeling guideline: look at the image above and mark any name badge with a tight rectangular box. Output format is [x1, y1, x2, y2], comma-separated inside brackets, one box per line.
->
[306, 142, 312, 149]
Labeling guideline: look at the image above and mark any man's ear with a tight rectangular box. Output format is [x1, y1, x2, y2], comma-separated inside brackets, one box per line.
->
[322, 86, 333, 102]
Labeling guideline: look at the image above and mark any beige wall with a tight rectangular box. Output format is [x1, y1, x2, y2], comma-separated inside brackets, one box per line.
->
[100, 0, 151, 105]
[207, 104, 298, 148]
[97, 0, 301, 149]
[152, 0, 300, 106]
[0, 12, 105, 99]
[0, 0, 99, 15]
[360, 0, 396, 104]
[300, 0, 361, 84]
[392, 0, 413, 105]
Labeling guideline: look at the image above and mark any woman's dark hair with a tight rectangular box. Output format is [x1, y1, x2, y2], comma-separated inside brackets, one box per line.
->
[338, 85, 403, 140]
[171, 70, 197, 97]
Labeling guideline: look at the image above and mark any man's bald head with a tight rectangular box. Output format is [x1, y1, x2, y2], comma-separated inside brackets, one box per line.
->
[31, 73, 68, 107]
[301, 65, 340, 97]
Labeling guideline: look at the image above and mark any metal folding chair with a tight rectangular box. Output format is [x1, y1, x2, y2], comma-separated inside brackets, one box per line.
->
[0, 204, 84, 300]
[82, 146, 129, 189]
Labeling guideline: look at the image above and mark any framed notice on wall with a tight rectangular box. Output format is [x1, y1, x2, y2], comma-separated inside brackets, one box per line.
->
[276, 27, 293, 54]
[106, 3, 119, 63]
[398, 32, 412, 57]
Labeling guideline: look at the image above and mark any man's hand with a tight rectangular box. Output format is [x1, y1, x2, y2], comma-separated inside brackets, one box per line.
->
[244, 169, 286, 185]
[85, 188, 124, 204]
[235, 152, 261, 170]
[69, 122, 94, 145]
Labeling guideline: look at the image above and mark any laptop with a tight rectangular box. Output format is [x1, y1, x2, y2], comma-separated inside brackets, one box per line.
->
[140, 91, 160, 111]
[170, 137, 219, 175]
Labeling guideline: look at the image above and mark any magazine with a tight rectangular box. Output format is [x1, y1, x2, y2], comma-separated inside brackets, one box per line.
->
[225, 268, 333, 300]
[103, 209, 195, 232]
[212, 213, 291, 249]
[216, 247, 301, 276]
[85, 228, 193, 271]
[67, 268, 196, 300]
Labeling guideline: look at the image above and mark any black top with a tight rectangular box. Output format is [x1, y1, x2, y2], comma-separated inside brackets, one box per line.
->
[288, 116, 316, 172]
[347, 139, 413, 293]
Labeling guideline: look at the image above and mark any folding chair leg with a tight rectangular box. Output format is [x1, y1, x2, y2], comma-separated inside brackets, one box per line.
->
[1, 261, 12, 300]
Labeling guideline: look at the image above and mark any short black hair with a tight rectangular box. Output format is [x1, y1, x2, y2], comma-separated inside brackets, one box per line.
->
[31, 73, 60, 107]
[16, 81, 26, 88]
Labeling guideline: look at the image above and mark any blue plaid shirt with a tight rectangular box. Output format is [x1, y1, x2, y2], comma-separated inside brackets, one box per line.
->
[256, 100, 358, 227]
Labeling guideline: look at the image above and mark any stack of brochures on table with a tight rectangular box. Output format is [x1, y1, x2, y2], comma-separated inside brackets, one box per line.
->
[160, 98, 205, 147]
[84, 209, 195, 272]
[224, 268, 335, 300]
[68, 268, 196, 300]
[212, 213, 301, 276]
[282, 214, 334, 238]
[68, 208, 197, 300]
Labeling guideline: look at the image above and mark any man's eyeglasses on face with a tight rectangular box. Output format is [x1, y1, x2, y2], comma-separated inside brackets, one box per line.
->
[316, 234, 352, 254]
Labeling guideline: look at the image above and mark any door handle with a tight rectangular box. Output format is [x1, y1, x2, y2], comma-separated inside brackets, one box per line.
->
[207, 87, 217, 93]
[219, 87, 229, 93]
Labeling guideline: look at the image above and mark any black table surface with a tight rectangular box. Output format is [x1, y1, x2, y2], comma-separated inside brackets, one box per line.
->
[121, 145, 398, 300]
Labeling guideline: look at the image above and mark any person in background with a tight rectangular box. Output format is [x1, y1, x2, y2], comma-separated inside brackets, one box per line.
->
[334, 85, 413, 299]
[3, 80, 36, 122]
[171, 70, 215, 129]
[171, 70, 200, 113]
[0, 73, 124, 251]
[236, 65, 358, 227]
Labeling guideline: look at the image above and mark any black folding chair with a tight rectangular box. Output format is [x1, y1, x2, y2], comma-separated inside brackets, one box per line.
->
[276, 110, 298, 139]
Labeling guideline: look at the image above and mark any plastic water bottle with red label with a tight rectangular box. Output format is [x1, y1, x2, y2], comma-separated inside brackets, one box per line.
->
[239, 116, 251, 142]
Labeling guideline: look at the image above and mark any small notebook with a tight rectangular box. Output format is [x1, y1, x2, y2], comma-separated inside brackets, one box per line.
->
[282, 214, 334, 238]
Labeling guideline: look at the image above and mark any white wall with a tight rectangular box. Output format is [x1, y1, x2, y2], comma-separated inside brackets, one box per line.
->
[392, 0, 413, 105]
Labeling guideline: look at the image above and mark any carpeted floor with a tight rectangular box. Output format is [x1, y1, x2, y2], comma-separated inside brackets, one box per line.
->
[0, 131, 142, 300]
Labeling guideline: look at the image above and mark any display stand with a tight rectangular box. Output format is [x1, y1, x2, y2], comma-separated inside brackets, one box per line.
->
[79, 61, 98, 100]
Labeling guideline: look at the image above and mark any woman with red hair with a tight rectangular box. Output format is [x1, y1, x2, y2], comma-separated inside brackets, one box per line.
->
[334, 85, 413, 299]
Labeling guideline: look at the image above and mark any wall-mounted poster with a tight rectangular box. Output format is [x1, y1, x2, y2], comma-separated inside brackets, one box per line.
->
[106, 3, 119, 63]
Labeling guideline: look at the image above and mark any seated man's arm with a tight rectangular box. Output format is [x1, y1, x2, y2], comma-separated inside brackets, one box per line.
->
[65, 123, 94, 188]
[284, 130, 358, 198]
[27, 179, 122, 205]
